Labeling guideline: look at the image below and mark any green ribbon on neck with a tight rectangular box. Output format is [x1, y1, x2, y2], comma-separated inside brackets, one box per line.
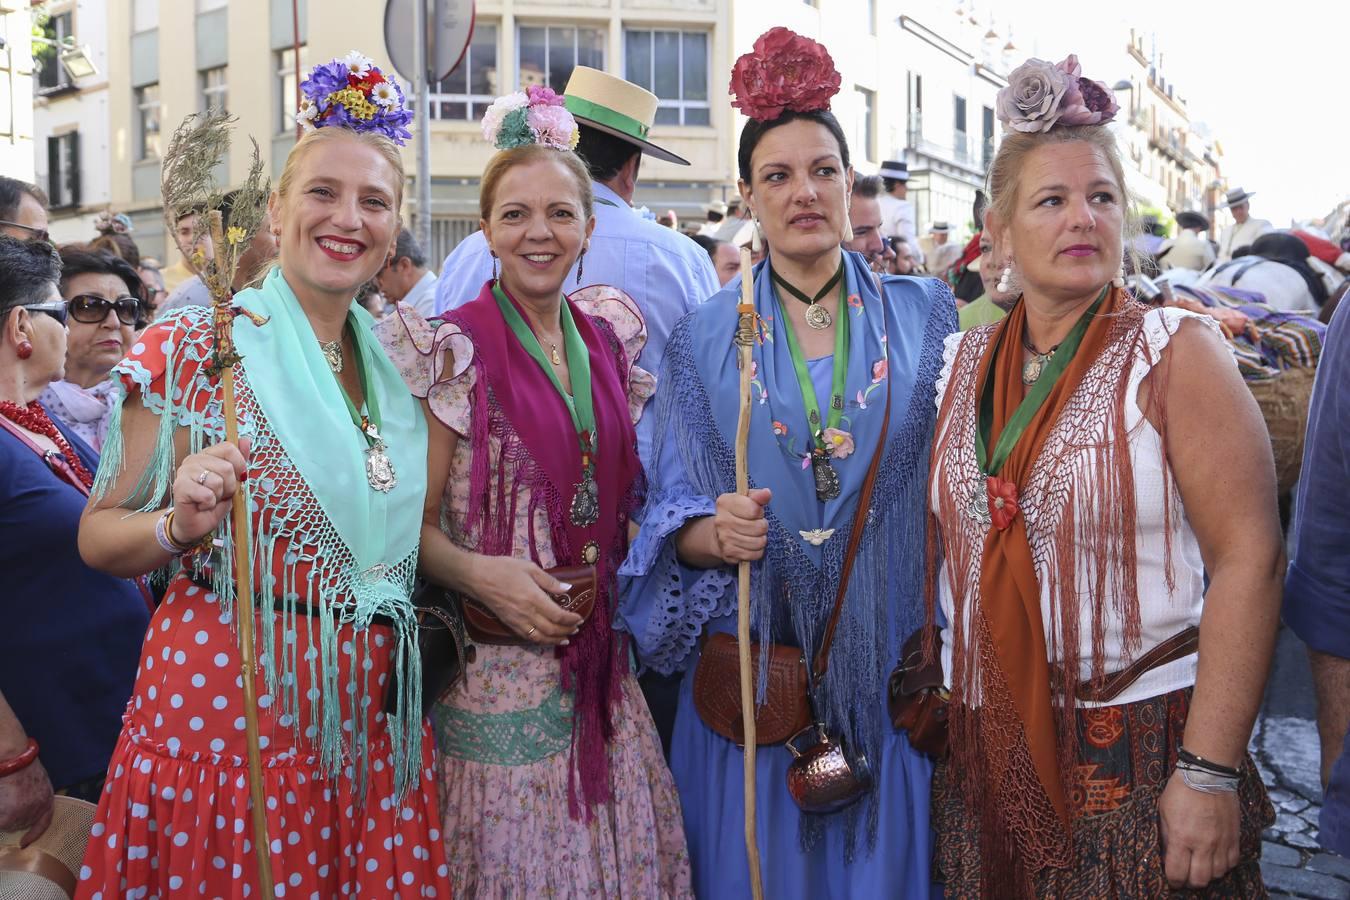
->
[492, 282, 596, 454]
[975, 286, 1109, 477]
[773, 268, 850, 452]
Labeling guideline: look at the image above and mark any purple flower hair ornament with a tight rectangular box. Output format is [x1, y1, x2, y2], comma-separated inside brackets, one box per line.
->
[297, 51, 413, 146]
[996, 54, 1119, 134]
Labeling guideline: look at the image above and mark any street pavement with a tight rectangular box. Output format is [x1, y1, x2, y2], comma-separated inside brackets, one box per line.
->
[1254, 625, 1350, 899]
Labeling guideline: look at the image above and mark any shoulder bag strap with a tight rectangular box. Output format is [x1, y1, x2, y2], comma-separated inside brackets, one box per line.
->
[0, 415, 90, 497]
[811, 371, 891, 683]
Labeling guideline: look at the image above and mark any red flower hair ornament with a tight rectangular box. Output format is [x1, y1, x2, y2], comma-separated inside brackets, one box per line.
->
[729, 28, 842, 123]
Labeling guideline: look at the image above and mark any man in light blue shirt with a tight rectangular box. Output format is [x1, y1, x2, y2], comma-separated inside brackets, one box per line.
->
[434, 67, 718, 472]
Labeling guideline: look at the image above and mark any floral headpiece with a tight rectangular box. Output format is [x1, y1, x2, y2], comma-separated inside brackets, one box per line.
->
[93, 211, 134, 235]
[729, 27, 841, 123]
[481, 85, 580, 152]
[996, 54, 1119, 134]
[296, 51, 413, 146]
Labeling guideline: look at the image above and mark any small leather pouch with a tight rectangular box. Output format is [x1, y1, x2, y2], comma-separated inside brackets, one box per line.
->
[385, 577, 475, 718]
[887, 625, 951, 757]
[692, 632, 812, 746]
[461, 565, 596, 645]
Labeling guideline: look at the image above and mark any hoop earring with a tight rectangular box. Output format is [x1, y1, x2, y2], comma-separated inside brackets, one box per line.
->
[576, 250, 586, 285]
[16, 340, 32, 360]
[997, 264, 1014, 294]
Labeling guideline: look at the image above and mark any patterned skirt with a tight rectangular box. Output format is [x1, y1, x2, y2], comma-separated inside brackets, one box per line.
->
[933, 688, 1273, 899]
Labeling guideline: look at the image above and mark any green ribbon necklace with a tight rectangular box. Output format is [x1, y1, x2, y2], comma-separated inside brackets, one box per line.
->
[773, 263, 851, 501]
[330, 320, 399, 493]
[492, 283, 601, 530]
[969, 287, 1108, 523]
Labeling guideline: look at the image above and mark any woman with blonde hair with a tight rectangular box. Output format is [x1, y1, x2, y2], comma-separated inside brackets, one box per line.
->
[377, 87, 689, 895]
[75, 53, 447, 897]
[926, 54, 1280, 896]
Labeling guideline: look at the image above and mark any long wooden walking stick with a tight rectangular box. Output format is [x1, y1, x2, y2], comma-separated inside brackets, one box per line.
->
[162, 112, 276, 898]
[734, 248, 765, 900]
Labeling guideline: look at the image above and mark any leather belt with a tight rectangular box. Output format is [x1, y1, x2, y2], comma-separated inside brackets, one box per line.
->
[186, 574, 396, 628]
[1059, 626, 1200, 703]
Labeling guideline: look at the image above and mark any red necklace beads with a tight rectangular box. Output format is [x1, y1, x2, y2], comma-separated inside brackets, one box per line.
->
[0, 400, 95, 489]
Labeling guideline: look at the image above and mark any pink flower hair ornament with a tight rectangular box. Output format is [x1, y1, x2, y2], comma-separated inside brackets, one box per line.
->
[482, 85, 580, 152]
[996, 54, 1119, 134]
[729, 27, 842, 123]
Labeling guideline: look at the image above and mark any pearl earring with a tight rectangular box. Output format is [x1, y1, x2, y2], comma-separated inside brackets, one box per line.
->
[1113, 264, 1125, 288]
[997, 264, 1013, 294]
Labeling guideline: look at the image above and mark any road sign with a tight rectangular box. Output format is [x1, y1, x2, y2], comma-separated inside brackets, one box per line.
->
[383, 0, 475, 84]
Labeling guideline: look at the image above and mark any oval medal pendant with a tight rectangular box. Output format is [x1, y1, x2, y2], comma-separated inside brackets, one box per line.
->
[966, 481, 991, 526]
[569, 473, 600, 527]
[812, 455, 841, 502]
[366, 442, 398, 493]
[1021, 355, 1044, 386]
[804, 303, 833, 330]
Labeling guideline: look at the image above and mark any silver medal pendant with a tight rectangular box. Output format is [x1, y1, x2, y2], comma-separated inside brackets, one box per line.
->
[812, 454, 841, 502]
[569, 472, 600, 527]
[966, 482, 991, 526]
[804, 303, 833, 330]
[361, 423, 397, 493]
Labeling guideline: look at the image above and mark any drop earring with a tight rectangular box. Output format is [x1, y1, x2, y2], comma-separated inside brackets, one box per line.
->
[842, 203, 854, 242]
[576, 249, 586, 285]
[997, 263, 1014, 294]
[490, 251, 499, 281]
[751, 218, 763, 254]
[16, 340, 32, 360]
[1113, 264, 1125, 288]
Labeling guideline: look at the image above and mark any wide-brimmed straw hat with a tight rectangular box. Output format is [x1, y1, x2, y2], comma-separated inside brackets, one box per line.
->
[0, 797, 98, 899]
[562, 67, 690, 165]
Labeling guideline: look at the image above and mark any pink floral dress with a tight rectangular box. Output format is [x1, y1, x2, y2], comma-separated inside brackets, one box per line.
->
[378, 290, 692, 898]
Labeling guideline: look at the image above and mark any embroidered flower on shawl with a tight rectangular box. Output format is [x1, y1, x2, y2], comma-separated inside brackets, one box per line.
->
[871, 358, 888, 383]
[772, 420, 788, 436]
[729, 27, 841, 122]
[822, 427, 854, 460]
[986, 475, 1020, 530]
[848, 293, 864, 314]
[855, 389, 868, 410]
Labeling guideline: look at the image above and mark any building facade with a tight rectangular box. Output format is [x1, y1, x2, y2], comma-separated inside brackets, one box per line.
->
[0, 0, 37, 185]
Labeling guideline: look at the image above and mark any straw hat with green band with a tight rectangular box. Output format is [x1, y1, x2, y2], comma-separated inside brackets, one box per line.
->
[562, 66, 691, 166]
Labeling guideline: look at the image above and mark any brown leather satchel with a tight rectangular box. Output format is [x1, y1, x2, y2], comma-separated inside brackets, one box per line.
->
[462, 564, 597, 645]
[693, 384, 891, 751]
[888, 625, 951, 757]
[693, 633, 810, 745]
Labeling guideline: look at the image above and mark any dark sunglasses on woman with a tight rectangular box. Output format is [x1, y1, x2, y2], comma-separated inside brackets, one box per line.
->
[68, 294, 142, 326]
[22, 301, 69, 326]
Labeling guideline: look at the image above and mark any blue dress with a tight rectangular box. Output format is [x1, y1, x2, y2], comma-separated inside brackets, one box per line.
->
[0, 406, 150, 790]
[618, 252, 956, 899]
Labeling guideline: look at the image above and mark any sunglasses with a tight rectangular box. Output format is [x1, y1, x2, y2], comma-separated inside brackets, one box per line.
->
[22, 301, 69, 326]
[68, 294, 142, 326]
[0, 220, 52, 244]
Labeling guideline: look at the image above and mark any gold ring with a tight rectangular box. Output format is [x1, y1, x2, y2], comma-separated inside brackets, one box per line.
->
[196, 471, 209, 485]
[526, 625, 537, 638]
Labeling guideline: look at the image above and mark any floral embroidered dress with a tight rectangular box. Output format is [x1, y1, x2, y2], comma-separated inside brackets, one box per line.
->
[77, 271, 448, 899]
[617, 252, 956, 899]
[377, 285, 691, 898]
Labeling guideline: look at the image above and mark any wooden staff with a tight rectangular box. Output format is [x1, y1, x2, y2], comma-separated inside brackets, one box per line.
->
[734, 247, 764, 900]
[206, 211, 276, 898]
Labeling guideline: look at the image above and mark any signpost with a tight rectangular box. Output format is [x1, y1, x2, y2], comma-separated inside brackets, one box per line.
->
[383, 0, 476, 259]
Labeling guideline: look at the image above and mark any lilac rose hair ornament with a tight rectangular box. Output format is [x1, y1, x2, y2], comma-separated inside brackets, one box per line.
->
[996, 54, 1119, 133]
[296, 51, 413, 146]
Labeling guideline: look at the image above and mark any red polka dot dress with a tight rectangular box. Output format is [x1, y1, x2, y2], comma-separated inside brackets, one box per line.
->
[76, 308, 450, 898]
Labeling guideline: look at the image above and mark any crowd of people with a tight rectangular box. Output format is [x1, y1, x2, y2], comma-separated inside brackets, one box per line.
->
[0, 28, 1348, 900]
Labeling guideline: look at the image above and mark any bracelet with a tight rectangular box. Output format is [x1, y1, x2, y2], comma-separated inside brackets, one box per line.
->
[0, 738, 39, 778]
[1177, 765, 1240, 795]
[1177, 746, 1241, 778]
[155, 508, 195, 555]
